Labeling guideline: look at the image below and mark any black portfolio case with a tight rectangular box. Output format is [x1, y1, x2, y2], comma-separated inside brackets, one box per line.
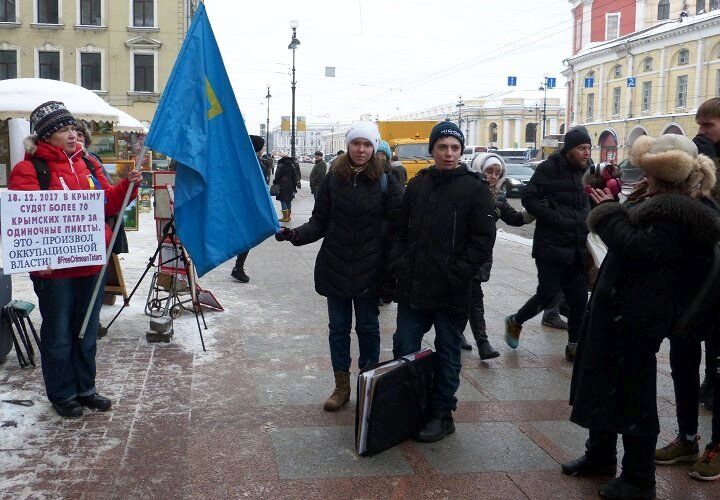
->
[355, 350, 436, 456]
[0, 269, 13, 361]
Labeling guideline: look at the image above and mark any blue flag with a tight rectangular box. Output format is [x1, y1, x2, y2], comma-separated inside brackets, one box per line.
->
[145, 3, 279, 277]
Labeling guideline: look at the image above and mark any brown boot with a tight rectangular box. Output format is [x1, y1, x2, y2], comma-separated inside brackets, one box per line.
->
[323, 371, 350, 411]
[279, 210, 291, 222]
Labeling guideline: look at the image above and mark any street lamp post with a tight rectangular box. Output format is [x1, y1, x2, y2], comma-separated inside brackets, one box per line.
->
[265, 84, 271, 155]
[539, 75, 548, 159]
[456, 95, 465, 130]
[288, 20, 300, 159]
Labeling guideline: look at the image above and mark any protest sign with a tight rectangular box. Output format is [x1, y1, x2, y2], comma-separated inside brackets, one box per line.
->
[1, 190, 106, 274]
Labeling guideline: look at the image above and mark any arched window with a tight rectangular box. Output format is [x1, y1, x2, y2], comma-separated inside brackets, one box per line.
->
[525, 123, 537, 143]
[643, 57, 653, 72]
[678, 49, 690, 65]
[489, 122, 498, 143]
[658, 0, 670, 20]
[613, 64, 622, 78]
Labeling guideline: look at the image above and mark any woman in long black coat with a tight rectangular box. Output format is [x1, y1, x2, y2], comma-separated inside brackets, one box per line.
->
[562, 134, 720, 499]
[273, 156, 299, 222]
[274, 122, 403, 412]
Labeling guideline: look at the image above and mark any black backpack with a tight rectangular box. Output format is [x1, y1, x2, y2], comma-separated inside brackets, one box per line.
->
[31, 158, 50, 190]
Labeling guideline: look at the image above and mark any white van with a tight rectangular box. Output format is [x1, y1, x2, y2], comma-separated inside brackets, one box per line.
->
[460, 145, 487, 165]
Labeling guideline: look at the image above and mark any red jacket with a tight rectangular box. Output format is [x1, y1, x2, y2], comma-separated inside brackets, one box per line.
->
[8, 139, 138, 279]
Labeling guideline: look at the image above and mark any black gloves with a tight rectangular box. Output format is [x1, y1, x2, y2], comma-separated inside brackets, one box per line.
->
[693, 135, 716, 158]
[274, 227, 299, 242]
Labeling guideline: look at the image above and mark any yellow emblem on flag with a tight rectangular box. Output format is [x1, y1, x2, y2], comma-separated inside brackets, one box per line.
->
[205, 77, 223, 120]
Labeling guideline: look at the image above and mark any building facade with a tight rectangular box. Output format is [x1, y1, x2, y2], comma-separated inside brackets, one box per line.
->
[0, 0, 198, 122]
[563, 10, 720, 162]
[394, 89, 566, 151]
[272, 121, 350, 158]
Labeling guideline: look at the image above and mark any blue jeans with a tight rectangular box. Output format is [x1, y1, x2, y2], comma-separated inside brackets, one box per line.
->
[281, 200, 292, 211]
[31, 274, 104, 403]
[392, 302, 464, 411]
[326, 295, 380, 372]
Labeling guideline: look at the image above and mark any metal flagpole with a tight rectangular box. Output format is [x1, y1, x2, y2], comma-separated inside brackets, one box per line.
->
[78, 146, 148, 339]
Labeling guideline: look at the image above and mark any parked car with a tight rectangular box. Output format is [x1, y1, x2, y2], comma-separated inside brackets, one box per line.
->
[460, 145, 487, 165]
[501, 164, 534, 197]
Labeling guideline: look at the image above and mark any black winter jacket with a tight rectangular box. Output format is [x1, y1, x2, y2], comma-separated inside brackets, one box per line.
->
[292, 170, 403, 298]
[391, 166, 496, 312]
[475, 193, 527, 282]
[273, 159, 298, 203]
[522, 152, 590, 264]
[570, 195, 720, 436]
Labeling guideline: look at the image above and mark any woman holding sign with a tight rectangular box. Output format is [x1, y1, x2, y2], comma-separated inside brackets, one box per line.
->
[8, 101, 140, 418]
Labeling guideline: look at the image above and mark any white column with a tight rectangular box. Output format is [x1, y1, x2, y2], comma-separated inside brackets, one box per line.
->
[514, 117, 522, 147]
[658, 47, 667, 114]
[626, 54, 634, 117]
[582, 0, 592, 50]
[597, 62, 605, 122]
[9, 118, 30, 169]
[550, 118, 558, 135]
[635, 0, 646, 32]
[572, 72, 580, 125]
[503, 119, 511, 149]
[695, 39, 705, 109]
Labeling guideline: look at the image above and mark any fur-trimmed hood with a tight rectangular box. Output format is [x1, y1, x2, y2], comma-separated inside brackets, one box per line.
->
[22, 134, 83, 163]
[588, 194, 720, 247]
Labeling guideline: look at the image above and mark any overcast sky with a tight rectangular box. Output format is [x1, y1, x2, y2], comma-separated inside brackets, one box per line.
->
[204, 0, 573, 134]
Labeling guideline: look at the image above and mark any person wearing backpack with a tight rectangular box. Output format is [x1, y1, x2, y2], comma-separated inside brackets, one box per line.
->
[8, 101, 140, 419]
[563, 135, 720, 499]
[274, 122, 402, 411]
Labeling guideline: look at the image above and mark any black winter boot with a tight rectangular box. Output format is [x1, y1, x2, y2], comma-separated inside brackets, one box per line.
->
[460, 334, 472, 351]
[414, 409, 455, 442]
[77, 393, 112, 412]
[231, 267, 249, 283]
[477, 340, 500, 360]
[561, 455, 617, 477]
[52, 399, 83, 418]
[598, 477, 655, 499]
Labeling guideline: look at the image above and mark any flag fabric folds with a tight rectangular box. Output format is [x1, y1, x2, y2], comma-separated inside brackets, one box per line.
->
[145, 3, 279, 277]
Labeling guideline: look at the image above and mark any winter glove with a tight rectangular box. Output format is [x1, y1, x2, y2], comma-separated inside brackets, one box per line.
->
[694, 135, 716, 159]
[380, 277, 397, 304]
[521, 209, 535, 224]
[274, 227, 299, 242]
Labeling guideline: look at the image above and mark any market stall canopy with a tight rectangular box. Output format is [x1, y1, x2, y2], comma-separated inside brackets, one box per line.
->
[0, 78, 119, 122]
[113, 108, 148, 134]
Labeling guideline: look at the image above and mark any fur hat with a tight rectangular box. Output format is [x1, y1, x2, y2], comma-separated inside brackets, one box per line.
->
[429, 121, 464, 154]
[687, 155, 717, 196]
[630, 134, 699, 184]
[249, 134, 265, 153]
[30, 101, 77, 141]
[377, 140, 392, 159]
[75, 121, 92, 146]
[345, 122, 380, 152]
[471, 152, 506, 187]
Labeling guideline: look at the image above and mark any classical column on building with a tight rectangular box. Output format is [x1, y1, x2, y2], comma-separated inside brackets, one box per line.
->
[626, 54, 634, 117]
[503, 118, 511, 149]
[514, 117, 522, 147]
[695, 39, 705, 109]
[635, 0, 646, 32]
[550, 118, 558, 135]
[597, 62, 605, 123]
[572, 72, 580, 125]
[581, 0, 593, 50]
[658, 47, 667, 114]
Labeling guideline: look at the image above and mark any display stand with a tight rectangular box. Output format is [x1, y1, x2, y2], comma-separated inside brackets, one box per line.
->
[103, 254, 128, 302]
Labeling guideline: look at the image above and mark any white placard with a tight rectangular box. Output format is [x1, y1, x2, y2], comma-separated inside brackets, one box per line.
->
[1, 190, 106, 274]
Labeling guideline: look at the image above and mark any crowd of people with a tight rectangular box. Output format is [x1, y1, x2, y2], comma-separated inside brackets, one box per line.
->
[11, 95, 720, 499]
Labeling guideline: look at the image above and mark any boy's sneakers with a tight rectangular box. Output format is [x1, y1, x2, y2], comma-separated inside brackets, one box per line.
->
[655, 434, 700, 465]
[504, 315, 522, 349]
[690, 443, 720, 481]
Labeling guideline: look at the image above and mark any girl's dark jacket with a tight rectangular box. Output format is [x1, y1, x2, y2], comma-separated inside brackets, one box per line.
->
[475, 193, 526, 282]
[390, 165, 496, 312]
[272, 158, 298, 203]
[291, 169, 403, 299]
[522, 151, 590, 264]
[569, 194, 720, 437]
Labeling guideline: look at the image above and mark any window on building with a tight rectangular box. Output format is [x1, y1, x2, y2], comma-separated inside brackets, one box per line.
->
[658, 0, 670, 20]
[39, 51, 60, 80]
[525, 123, 537, 143]
[643, 57, 653, 72]
[575, 18, 582, 51]
[606, 13, 620, 41]
[80, 52, 101, 90]
[587, 93, 595, 120]
[489, 122, 498, 142]
[80, 0, 101, 25]
[642, 81, 652, 111]
[133, 0, 154, 27]
[134, 53, 154, 92]
[716, 69, 720, 96]
[37, 0, 59, 24]
[612, 87, 621, 115]
[677, 75, 688, 107]
[711, 0, 720, 10]
[0, 50, 16, 79]
[613, 64, 622, 78]
[678, 49, 690, 65]
[697, 0, 706, 13]
[0, 0, 16, 22]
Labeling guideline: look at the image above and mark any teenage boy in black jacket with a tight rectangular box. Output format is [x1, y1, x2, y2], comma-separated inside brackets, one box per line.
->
[391, 122, 496, 442]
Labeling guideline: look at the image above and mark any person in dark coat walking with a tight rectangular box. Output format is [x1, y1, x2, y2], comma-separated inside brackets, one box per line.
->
[275, 122, 402, 411]
[273, 156, 299, 222]
[309, 150, 327, 201]
[391, 122, 496, 442]
[504, 127, 592, 361]
[562, 134, 720, 499]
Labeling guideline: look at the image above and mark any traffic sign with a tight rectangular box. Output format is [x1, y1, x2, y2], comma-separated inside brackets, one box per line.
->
[584, 78, 594, 88]
[627, 77, 636, 88]
[546, 77, 556, 89]
[507, 76, 517, 87]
